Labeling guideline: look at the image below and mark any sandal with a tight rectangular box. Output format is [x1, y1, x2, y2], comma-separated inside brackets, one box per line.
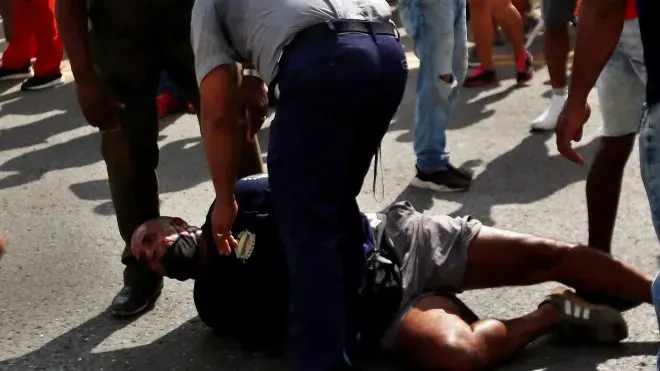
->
[540, 286, 628, 343]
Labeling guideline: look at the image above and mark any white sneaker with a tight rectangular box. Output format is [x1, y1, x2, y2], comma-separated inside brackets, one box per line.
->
[530, 93, 567, 131]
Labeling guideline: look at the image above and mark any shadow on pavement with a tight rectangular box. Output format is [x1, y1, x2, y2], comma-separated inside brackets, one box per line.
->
[1, 308, 655, 370]
[69, 123, 271, 216]
[0, 309, 289, 371]
[388, 133, 597, 225]
[0, 83, 84, 152]
[506, 339, 658, 371]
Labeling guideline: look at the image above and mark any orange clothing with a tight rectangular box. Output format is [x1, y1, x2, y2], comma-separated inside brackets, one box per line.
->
[624, 0, 638, 20]
[1, 0, 63, 76]
[574, 0, 637, 20]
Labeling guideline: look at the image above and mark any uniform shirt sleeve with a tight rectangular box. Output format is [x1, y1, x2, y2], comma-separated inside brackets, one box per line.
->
[190, 0, 238, 86]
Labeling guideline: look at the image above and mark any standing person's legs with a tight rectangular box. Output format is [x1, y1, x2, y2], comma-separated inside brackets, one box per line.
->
[465, 0, 533, 86]
[20, 0, 64, 91]
[652, 273, 660, 368]
[579, 19, 647, 313]
[585, 19, 646, 253]
[0, 0, 36, 79]
[641, 107, 660, 370]
[640, 104, 660, 245]
[157, 0, 263, 177]
[489, 0, 534, 85]
[400, 0, 471, 192]
[464, 0, 498, 86]
[530, 0, 575, 131]
[268, 29, 407, 370]
[89, 0, 163, 317]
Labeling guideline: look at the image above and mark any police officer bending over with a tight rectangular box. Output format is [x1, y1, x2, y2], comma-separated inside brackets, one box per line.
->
[192, 0, 408, 369]
[132, 174, 653, 371]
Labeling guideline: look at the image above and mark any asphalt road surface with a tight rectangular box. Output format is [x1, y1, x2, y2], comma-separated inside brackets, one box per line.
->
[1, 17, 659, 371]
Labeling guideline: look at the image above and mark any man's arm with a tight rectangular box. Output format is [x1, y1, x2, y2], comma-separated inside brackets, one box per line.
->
[55, 0, 96, 81]
[568, 0, 627, 103]
[191, 0, 242, 203]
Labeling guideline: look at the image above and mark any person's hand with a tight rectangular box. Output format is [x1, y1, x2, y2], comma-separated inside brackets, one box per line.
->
[76, 74, 125, 132]
[239, 75, 269, 142]
[555, 97, 592, 164]
[211, 198, 239, 256]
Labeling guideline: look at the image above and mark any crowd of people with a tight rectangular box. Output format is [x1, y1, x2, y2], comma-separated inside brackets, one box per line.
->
[1, 0, 660, 370]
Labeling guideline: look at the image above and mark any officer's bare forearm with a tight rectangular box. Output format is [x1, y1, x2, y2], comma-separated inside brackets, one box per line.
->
[568, 0, 627, 103]
[202, 119, 239, 203]
[200, 65, 241, 203]
[56, 0, 96, 81]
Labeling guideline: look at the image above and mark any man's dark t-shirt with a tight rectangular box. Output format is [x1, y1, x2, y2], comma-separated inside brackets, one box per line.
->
[194, 174, 290, 352]
[637, 0, 659, 106]
[191, 174, 402, 353]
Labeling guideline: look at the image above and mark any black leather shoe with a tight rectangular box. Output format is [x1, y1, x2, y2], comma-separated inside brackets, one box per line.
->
[111, 280, 163, 317]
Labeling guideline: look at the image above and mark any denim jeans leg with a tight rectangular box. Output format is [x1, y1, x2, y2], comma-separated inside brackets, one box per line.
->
[404, 0, 461, 173]
[452, 0, 468, 86]
[640, 104, 660, 238]
[652, 271, 660, 371]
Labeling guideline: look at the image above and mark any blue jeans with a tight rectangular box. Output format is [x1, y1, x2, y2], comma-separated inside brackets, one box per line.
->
[641, 103, 660, 371]
[399, 0, 468, 172]
[652, 272, 660, 370]
[268, 28, 408, 371]
[640, 103, 660, 237]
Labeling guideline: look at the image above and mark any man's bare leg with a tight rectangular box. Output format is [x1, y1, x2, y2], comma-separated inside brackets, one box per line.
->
[470, 0, 496, 71]
[490, 0, 525, 58]
[586, 135, 635, 252]
[461, 226, 653, 304]
[396, 295, 559, 370]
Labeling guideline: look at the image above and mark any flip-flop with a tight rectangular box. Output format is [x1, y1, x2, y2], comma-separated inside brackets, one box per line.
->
[540, 286, 629, 343]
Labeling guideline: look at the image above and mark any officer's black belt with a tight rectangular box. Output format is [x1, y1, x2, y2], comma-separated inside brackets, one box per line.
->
[272, 20, 398, 101]
[287, 20, 398, 51]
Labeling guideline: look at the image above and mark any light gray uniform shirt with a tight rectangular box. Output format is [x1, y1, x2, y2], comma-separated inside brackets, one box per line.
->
[190, 0, 393, 86]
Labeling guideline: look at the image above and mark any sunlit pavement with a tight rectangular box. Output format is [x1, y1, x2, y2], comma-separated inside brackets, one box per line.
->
[0, 19, 658, 371]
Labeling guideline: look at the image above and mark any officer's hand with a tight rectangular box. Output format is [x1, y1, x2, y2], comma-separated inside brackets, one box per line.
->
[76, 74, 125, 132]
[239, 75, 269, 142]
[555, 97, 591, 165]
[211, 198, 239, 256]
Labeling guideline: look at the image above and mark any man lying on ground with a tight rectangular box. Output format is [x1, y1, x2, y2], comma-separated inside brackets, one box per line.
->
[131, 173, 653, 370]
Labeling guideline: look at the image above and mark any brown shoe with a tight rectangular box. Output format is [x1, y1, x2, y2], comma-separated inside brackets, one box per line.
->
[540, 286, 628, 343]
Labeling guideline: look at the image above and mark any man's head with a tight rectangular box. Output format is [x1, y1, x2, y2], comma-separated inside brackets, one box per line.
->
[131, 217, 201, 280]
